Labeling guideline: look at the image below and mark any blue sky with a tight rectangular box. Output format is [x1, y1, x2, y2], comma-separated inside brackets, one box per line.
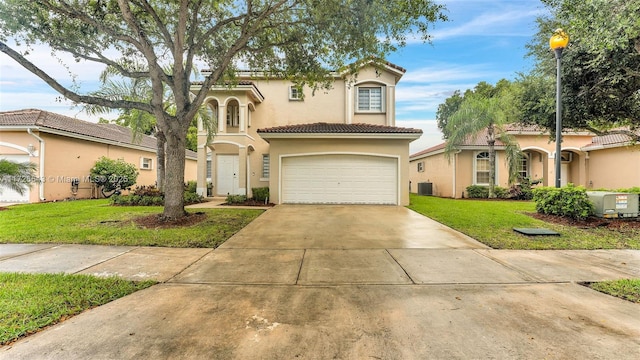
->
[0, 0, 548, 153]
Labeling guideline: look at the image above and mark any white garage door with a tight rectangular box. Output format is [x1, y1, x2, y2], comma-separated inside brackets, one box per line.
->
[0, 154, 30, 203]
[282, 154, 397, 204]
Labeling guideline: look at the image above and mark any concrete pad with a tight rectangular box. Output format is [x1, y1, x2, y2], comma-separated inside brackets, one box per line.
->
[222, 205, 487, 249]
[0, 244, 132, 274]
[2, 283, 639, 360]
[79, 247, 212, 282]
[298, 249, 412, 285]
[0, 244, 55, 260]
[171, 249, 304, 284]
[479, 250, 638, 282]
[564, 250, 640, 277]
[389, 249, 532, 284]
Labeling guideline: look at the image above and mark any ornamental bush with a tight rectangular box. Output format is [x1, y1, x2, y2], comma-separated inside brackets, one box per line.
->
[252, 187, 269, 202]
[90, 157, 138, 197]
[532, 184, 594, 220]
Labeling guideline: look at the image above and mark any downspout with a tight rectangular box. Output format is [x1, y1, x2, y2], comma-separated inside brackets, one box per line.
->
[27, 128, 46, 201]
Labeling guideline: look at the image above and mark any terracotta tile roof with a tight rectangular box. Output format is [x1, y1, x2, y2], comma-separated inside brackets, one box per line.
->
[582, 132, 638, 150]
[0, 109, 197, 158]
[257, 122, 422, 134]
[410, 143, 446, 158]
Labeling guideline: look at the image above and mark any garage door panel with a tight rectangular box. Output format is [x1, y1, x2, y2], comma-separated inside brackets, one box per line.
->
[282, 155, 397, 205]
[0, 154, 31, 203]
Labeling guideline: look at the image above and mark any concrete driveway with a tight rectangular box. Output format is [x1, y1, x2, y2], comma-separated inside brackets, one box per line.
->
[1, 205, 639, 359]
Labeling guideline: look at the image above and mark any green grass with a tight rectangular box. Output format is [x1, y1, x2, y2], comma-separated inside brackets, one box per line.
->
[588, 279, 640, 303]
[0, 199, 263, 248]
[408, 194, 640, 250]
[0, 273, 155, 345]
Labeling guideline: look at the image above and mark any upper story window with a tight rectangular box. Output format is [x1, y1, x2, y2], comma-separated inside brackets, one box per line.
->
[474, 151, 493, 185]
[289, 86, 303, 101]
[417, 162, 424, 172]
[356, 86, 385, 112]
[227, 103, 239, 127]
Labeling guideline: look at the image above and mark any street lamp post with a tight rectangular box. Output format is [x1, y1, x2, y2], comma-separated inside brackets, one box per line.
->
[550, 29, 569, 188]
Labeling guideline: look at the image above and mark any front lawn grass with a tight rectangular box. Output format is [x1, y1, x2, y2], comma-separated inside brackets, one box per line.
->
[0, 273, 155, 345]
[0, 199, 263, 248]
[587, 279, 640, 303]
[408, 194, 640, 250]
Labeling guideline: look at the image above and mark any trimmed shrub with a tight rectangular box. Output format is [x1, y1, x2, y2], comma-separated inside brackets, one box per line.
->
[466, 185, 489, 199]
[532, 184, 595, 220]
[226, 194, 247, 204]
[110, 185, 203, 206]
[494, 186, 508, 199]
[252, 187, 269, 202]
[185, 181, 198, 194]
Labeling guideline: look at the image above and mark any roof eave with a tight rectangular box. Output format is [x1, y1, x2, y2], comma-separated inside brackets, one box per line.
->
[257, 132, 421, 141]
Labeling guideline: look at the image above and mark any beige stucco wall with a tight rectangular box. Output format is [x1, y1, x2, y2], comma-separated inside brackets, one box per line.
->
[586, 145, 640, 189]
[266, 138, 412, 205]
[196, 64, 408, 203]
[409, 132, 640, 199]
[1, 130, 196, 202]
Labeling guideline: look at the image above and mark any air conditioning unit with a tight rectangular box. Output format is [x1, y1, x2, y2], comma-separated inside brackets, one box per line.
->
[418, 182, 433, 196]
[587, 191, 639, 218]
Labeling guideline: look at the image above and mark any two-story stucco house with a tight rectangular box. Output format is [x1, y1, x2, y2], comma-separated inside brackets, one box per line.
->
[192, 60, 422, 206]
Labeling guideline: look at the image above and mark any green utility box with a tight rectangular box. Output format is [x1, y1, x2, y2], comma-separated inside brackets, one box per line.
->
[587, 191, 639, 218]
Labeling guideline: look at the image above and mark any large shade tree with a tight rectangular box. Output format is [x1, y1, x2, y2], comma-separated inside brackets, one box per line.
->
[522, 0, 640, 139]
[0, 0, 447, 220]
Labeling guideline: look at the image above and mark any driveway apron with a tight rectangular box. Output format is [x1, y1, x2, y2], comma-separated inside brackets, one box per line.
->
[1, 205, 639, 359]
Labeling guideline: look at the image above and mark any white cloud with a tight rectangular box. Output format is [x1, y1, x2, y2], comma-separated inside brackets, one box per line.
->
[396, 119, 444, 153]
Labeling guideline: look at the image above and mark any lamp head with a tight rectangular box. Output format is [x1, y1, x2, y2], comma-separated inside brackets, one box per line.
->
[550, 28, 569, 50]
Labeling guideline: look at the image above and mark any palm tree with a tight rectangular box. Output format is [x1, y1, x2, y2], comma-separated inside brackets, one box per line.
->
[444, 85, 522, 198]
[87, 66, 215, 192]
[0, 159, 37, 196]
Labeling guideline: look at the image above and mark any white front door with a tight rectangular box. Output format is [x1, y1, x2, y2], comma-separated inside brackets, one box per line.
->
[561, 163, 569, 187]
[216, 155, 240, 195]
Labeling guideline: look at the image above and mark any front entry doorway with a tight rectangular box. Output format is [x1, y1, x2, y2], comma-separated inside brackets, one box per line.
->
[216, 155, 240, 195]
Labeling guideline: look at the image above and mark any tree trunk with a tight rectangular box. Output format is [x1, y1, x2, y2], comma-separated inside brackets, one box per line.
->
[156, 129, 166, 192]
[162, 130, 187, 220]
[488, 138, 496, 199]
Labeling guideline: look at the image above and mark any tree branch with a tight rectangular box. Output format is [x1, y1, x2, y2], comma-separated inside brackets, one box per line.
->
[0, 41, 154, 113]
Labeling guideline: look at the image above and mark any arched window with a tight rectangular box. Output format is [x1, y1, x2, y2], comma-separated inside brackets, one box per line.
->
[475, 152, 491, 185]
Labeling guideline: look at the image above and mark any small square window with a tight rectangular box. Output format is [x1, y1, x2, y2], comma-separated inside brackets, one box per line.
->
[140, 157, 153, 170]
[417, 162, 424, 172]
[289, 86, 303, 101]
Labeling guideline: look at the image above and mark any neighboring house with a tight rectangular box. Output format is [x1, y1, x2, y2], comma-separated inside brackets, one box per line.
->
[192, 60, 422, 205]
[0, 109, 197, 203]
[409, 125, 640, 198]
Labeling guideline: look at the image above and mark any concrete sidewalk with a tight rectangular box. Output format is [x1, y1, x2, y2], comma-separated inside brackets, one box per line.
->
[1, 205, 639, 359]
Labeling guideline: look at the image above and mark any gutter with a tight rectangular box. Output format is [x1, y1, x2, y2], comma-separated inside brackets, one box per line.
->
[27, 128, 46, 201]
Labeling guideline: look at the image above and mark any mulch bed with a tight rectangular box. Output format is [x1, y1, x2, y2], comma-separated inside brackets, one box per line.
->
[133, 212, 208, 229]
[528, 212, 640, 231]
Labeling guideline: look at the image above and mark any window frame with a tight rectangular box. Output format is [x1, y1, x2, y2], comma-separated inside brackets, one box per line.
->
[140, 157, 153, 170]
[417, 161, 424, 172]
[261, 154, 270, 181]
[289, 86, 303, 101]
[356, 85, 385, 113]
[473, 151, 496, 186]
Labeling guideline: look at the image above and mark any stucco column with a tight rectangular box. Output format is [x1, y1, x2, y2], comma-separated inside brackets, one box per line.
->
[218, 104, 226, 133]
[239, 105, 246, 132]
[239, 146, 248, 195]
[196, 142, 208, 196]
[386, 85, 395, 126]
[345, 82, 353, 124]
